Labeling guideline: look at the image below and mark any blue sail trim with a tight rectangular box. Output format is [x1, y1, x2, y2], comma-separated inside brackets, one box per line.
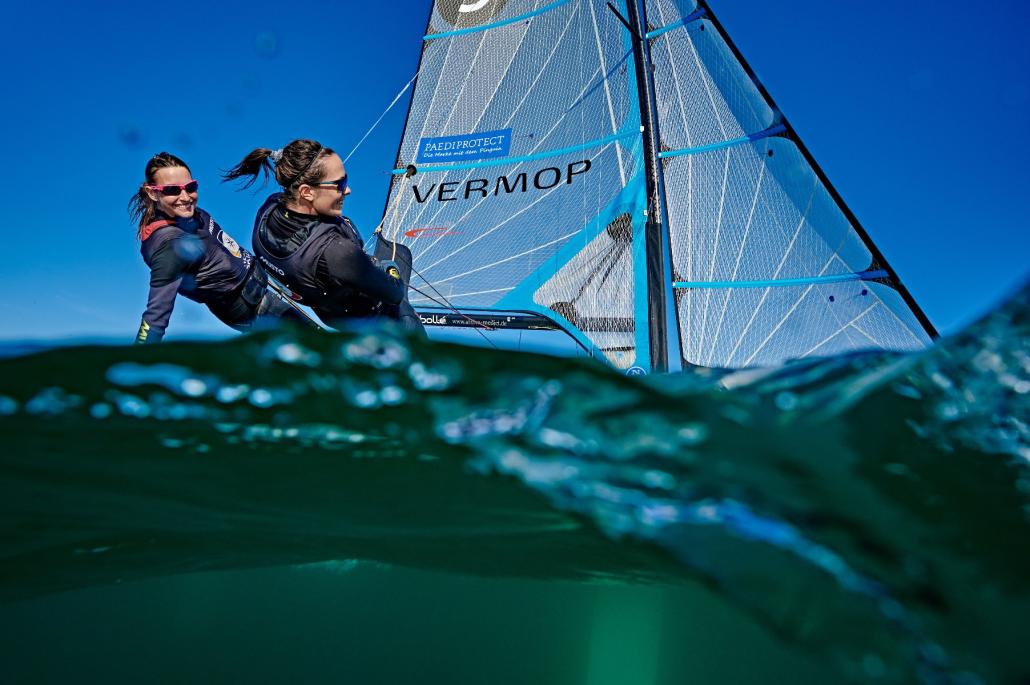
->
[495, 170, 651, 368]
[672, 269, 890, 290]
[658, 123, 786, 159]
[394, 129, 639, 174]
[644, 8, 707, 39]
[425, 0, 573, 40]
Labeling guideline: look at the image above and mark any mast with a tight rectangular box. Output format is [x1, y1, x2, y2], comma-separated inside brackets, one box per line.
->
[623, 0, 677, 372]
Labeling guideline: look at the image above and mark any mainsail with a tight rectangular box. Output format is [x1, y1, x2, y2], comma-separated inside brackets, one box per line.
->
[376, 0, 936, 372]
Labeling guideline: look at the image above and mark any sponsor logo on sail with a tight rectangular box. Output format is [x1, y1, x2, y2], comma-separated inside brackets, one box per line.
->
[410, 159, 591, 204]
[417, 128, 512, 164]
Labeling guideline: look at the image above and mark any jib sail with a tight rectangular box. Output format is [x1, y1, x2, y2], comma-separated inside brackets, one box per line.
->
[644, 0, 935, 367]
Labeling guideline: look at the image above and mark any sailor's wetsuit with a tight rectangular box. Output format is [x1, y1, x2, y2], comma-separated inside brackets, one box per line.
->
[136, 208, 302, 343]
[251, 194, 423, 332]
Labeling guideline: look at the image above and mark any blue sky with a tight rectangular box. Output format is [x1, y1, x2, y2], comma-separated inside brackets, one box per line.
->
[1, 0, 1026, 342]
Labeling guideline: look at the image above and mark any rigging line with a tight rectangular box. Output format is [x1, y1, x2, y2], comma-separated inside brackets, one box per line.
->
[372, 166, 418, 262]
[406, 260, 501, 340]
[406, 47, 611, 262]
[407, 283, 501, 349]
[387, 23, 462, 246]
[405, 0, 575, 262]
[411, 285, 514, 300]
[404, 43, 615, 265]
[406, 2, 582, 262]
[393, 21, 496, 253]
[343, 74, 419, 164]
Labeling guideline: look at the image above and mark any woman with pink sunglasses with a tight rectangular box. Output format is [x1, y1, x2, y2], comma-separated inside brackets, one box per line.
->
[129, 152, 306, 343]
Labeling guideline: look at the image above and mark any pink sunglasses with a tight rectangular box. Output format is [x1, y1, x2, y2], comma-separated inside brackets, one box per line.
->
[146, 180, 199, 196]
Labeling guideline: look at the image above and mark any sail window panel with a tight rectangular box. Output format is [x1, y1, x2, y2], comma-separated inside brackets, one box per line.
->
[391, 144, 636, 312]
[677, 281, 931, 368]
[533, 213, 637, 368]
[399, 0, 633, 166]
[663, 138, 873, 286]
[649, 18, 773, 151]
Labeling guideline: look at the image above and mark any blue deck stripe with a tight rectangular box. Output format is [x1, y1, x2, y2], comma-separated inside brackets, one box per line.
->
[673, 270, 889, 290]
[393, 130, 637, 174]
[658, 123, 787, 159]
[425, 0, 572, 40]
[645, 8, 707, 39]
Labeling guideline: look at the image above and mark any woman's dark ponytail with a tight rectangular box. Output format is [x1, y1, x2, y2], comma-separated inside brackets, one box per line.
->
[221, 148, 277, 189]
[223, 139, 334, 204]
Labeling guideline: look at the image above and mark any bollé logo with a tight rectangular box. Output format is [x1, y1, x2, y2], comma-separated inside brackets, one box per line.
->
[437, 0, 509, 27]
[419, 313, 448, 325]
[411, 160, 591, 204]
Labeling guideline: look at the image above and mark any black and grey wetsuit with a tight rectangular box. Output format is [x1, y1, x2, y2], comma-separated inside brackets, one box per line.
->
[251, 193, 423, 332]
[136, 208, 302, 343]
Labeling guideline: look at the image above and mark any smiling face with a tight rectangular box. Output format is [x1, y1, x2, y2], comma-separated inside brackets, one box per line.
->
[146, 166, 197, 220]
[301, 153, 350, 217]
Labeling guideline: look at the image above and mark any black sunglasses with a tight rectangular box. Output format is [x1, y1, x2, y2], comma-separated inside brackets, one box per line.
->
[312, 175, 348, 193]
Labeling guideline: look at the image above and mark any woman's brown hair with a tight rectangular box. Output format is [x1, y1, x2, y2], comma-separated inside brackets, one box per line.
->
[222, 139, 335, 204]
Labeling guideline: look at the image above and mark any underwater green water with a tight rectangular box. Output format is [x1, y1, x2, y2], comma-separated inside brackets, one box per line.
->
[1, 563, 836, 684]
[0, 281, 1027, 683]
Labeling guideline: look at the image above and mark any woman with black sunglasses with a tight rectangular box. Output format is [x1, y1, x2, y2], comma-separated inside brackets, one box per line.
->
[223, 139, 423, 333]
[130, 151, 307, 343]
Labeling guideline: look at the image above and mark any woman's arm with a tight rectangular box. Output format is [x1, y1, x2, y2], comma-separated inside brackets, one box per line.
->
[320, 238, 406, 306]
[134, 237, 201, 344]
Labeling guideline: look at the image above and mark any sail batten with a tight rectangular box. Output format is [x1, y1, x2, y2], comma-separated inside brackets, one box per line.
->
[659, 123, 786, 158]
[645, 8, 706, 39]
[673, 269, 890, 289]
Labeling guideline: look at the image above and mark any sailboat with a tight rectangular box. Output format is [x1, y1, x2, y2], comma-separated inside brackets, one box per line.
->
[372, 0, 937, 373]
